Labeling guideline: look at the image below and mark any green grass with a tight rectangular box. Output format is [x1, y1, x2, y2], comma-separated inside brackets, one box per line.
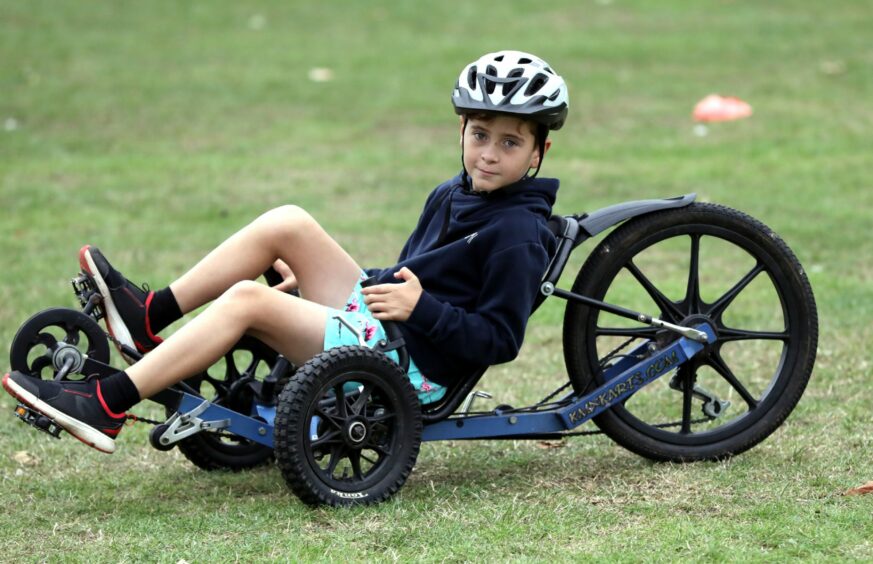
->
[2, 0, 872, 561]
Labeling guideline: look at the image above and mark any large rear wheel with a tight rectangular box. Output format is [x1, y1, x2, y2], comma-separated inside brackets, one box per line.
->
[563, 203, 818, 461]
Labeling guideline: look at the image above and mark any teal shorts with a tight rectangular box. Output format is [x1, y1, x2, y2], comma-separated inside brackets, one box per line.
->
[323, 272, 446, 404]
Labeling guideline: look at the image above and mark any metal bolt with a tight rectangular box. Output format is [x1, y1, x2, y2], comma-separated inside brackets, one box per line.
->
[258, 427, 266, 436]
[509, 416, 518, 425]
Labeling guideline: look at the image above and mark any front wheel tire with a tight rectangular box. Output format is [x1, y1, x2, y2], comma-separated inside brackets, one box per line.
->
[274, 346, 422, 507]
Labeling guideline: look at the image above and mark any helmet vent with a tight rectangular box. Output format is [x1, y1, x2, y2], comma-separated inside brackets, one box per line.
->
[548, 89, 560, 101]
[494, 54, 504, 62]
[467, 66, 478, 90]
[503, 68, 524, 96]
[525, 73, 549, 95]
[484, 65, 498, 94]
[518, 57, 532, 64]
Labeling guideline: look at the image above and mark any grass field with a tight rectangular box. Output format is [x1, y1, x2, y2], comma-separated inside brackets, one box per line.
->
[2, 0, 872, 561]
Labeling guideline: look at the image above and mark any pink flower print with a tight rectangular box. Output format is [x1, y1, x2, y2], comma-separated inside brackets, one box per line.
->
[419, 376, 432, 392]
[363, 323, 377, 342]
[345, 296, 360, 312]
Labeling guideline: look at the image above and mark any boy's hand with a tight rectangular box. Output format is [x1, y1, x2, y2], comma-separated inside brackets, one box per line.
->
[271, 259, 298, 292]
[361, 267, 422, 322]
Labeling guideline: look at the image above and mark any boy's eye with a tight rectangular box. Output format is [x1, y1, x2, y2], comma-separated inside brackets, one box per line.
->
[503, 139, 519, 148]
[472, 131, 487, 141]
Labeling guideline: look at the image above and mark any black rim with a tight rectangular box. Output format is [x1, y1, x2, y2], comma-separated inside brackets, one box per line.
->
[304, 370, 403, 491]
[10, 308, 110, 380]
[180, 337, 279, 453]
[587, 224, 802, 445]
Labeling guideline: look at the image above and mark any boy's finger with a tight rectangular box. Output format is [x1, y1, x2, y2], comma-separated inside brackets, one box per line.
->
[361, 284, 392, 295]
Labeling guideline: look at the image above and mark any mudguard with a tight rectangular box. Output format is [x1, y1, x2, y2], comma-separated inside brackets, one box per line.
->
[579, 193, 696, 237]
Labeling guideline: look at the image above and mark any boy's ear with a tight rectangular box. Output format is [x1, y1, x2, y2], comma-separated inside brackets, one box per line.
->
[531, 139, 552, 168]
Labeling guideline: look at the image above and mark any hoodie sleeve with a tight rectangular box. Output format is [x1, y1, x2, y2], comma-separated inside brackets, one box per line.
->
[404, 241, 549, 367]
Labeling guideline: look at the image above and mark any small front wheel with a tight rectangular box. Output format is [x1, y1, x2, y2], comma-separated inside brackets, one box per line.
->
[274, 346, 422, 507]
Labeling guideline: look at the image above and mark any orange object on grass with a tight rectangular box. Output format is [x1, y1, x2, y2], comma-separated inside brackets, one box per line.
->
[693, 94, 753, 122]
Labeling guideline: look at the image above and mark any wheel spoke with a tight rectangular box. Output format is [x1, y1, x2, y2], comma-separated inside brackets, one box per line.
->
[361, 452, 379, 465]
[31, 356, 53, 375]
[719, 328, 789, 343]
[36, 332, 59, 349]
[335, 384, 348, 418]
[223, 355, 242, 383]
[350, 384, 373, 416]
[316, 407, 345, 431]
[596, 326, 660, 340]
[63, 325, 81, 346]
[368, 412, 396, 424]
[366, 440, 392, 458]
[680, 369, 693, 434]
[311, 429, 342, 448]
[242, 356, 259, 379]
[708, 262, 765, 319]
[325, 445, 343, 477]
[624, 260, 684, 322]
[685, 234, 701, 313]
[348, 450, 364, 481]
[707, 353, 759, 409]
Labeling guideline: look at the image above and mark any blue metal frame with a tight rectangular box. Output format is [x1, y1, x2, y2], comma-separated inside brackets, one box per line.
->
[175, 324, 715, 449]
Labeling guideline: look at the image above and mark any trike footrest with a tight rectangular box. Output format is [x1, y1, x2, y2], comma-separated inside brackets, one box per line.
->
[13, 403, 63, 439]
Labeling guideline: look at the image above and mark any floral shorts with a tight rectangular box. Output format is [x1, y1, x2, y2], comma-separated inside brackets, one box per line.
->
[323, 272, 446, 404]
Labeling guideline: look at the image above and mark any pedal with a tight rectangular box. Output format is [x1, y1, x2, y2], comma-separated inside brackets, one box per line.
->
[71, 273, 105, 320]
[13, 403, 63, 439]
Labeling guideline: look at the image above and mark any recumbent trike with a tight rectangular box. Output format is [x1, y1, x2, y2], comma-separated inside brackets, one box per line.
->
[8, 194, 818, 506]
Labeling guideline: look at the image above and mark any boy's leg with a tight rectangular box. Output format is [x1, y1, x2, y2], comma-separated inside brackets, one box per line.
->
[170, 205, 362, 313]
[3, 280, 332, 451]
[126, 280, 330, 398]
[81, 205, 362, 357]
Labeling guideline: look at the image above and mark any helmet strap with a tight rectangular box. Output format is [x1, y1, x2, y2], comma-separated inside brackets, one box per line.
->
[460, 118, 472, 189]
[528, 125, 549, 179]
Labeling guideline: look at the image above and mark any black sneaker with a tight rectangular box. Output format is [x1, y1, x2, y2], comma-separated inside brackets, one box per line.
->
[3, 371, 126, 453]
[79, 245, 163, 360]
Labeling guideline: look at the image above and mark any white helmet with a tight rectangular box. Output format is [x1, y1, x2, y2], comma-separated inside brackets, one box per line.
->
[452, 50, 569, 130]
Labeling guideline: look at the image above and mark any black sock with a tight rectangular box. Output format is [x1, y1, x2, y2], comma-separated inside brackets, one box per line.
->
[98, 371, 141, 414]
[148, 286, 183, 335]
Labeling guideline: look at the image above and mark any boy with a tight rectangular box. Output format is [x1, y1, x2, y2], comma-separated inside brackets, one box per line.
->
[3, 50, 569, 453]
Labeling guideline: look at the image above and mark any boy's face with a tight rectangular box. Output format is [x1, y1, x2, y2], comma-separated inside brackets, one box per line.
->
[461, 114, 550, 192]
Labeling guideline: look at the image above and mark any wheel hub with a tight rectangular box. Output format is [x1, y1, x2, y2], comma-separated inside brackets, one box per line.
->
[346, 420, 368, 445]
[679, 314, 718, 358]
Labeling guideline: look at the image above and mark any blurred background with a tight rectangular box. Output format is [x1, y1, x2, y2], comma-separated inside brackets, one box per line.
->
[1, 1, 871, 559]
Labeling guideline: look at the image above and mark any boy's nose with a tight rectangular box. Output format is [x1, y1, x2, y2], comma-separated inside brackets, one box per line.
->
[481, 145, 499, 162]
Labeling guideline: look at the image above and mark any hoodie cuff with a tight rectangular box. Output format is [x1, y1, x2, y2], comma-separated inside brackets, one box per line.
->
[406, 290, 443, 335]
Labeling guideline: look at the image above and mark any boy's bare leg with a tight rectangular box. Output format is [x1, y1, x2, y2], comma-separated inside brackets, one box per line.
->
[169, 205, 362, 313]
[128, 281, 329, 398]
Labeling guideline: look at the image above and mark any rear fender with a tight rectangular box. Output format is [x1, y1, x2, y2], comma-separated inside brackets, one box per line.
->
[579, 193, 696, 237]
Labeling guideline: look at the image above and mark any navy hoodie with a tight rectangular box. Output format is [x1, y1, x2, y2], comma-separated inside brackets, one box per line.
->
[366, 173, 558, 387]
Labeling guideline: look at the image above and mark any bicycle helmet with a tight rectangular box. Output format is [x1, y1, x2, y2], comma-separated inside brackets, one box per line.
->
[452, 50, 569, 130]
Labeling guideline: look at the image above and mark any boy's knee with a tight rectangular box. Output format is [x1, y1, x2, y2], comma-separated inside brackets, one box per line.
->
[218, 280, 269, 318]
[261, 205, 318, 240]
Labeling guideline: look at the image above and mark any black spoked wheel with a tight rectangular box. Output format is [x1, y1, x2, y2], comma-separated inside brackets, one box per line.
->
[10, 308, 110, 380]
[274, 346, 422, 507]
[564, 203, 818, 461]
[173, 336, 283, 471]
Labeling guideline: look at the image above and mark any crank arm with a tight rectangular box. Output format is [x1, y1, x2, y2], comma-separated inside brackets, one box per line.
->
[668, 375, 731, 418]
